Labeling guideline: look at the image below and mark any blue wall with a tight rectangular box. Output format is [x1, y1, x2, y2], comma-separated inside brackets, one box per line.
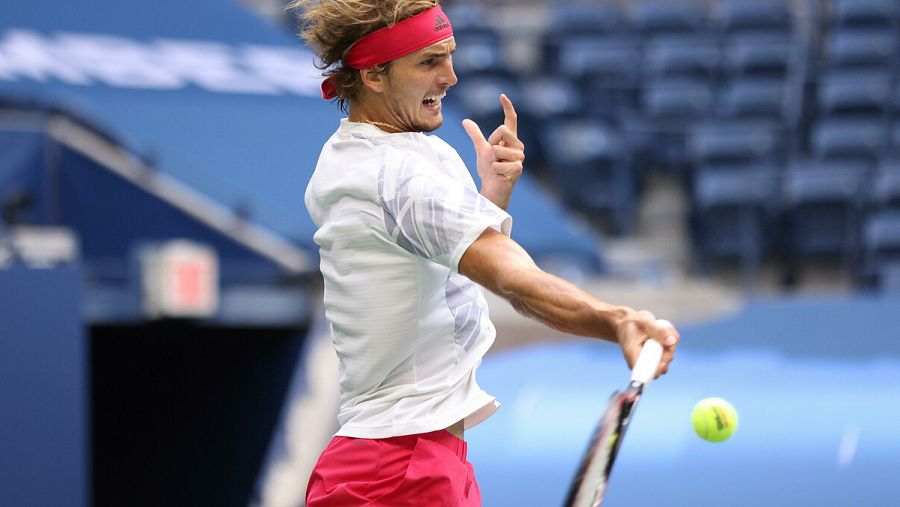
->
[0, 264, 88, 507]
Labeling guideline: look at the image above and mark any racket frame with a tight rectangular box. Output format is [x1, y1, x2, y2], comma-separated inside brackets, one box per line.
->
[564, 339, 663, 507]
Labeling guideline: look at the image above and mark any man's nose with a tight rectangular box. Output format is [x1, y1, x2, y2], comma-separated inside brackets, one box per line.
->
[440, 58, 458, 87]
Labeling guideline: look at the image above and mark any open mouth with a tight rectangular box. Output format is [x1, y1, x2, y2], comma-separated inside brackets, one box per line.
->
[422, 91, 446, 110]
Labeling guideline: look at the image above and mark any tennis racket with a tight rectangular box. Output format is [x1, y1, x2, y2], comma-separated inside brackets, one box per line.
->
[563, 338, 664, 507]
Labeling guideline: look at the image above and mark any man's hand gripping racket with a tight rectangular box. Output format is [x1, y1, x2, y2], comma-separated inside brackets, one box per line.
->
[564, 336, 666, 507]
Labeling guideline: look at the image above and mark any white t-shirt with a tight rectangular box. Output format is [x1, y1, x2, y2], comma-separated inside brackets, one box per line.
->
[305, 119, 512, 438]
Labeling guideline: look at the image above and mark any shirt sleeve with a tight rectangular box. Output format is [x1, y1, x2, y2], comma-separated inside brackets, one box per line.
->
[378, 151, 512, 272]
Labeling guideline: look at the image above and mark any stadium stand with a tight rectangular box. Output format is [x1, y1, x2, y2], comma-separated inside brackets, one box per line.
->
[437, 0, 900, 292]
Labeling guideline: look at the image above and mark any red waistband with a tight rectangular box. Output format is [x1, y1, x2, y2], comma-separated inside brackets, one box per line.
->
[335, 429, 468, 461]
[417, 429, 468, 461]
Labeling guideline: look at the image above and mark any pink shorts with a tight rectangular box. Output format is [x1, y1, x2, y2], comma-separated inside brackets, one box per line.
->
[306, 429, 481, 507]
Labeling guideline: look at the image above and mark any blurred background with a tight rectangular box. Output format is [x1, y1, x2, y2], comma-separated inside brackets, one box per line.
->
[1, 0, 898, 506]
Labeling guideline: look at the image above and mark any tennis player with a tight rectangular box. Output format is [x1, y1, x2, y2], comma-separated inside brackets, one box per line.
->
[292, 1, 680, 505]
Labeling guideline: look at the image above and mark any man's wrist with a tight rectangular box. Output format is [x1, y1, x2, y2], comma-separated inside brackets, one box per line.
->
[596, 304, 629, 342]
[480, 187, 511, 210]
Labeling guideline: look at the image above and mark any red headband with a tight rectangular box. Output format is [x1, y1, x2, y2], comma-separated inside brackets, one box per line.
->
[321, 6, 454, 99]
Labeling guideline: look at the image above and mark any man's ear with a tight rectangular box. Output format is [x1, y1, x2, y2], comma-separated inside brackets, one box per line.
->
[359, 67, 386, 94]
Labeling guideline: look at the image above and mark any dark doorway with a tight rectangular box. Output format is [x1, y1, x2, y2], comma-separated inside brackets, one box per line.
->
[91, 324, 306, 507]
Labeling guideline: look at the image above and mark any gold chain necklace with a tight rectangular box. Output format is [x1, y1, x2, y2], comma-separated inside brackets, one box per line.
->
[359, 120, 404, 133]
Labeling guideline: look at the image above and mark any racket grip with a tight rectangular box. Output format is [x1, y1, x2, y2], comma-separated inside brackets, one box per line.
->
[631, 338, 664, 384]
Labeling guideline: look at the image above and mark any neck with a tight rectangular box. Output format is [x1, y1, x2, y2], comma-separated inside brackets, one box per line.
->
[348, 101, 409, 133]
[354, 118, 404, 133]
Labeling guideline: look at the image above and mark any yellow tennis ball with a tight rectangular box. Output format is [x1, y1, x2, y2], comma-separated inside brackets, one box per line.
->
[691, 397, 738, 442]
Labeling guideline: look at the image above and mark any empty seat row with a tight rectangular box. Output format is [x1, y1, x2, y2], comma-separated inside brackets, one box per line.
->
[692, 161, 900, 285]
[546, 31, 805, 83]
[540, 0, 796, 38]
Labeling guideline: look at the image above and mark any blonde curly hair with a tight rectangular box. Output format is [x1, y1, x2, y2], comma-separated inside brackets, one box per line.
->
[287, 0, 441, 111]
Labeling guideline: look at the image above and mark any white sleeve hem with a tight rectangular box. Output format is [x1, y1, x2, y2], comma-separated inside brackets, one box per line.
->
[449, 212, 512, 273]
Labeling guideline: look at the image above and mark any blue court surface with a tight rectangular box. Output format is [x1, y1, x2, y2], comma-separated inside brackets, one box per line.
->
[468, 295, 900, 506]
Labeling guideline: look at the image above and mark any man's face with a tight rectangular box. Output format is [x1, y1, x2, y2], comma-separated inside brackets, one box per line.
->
[372, 37, 457, 133]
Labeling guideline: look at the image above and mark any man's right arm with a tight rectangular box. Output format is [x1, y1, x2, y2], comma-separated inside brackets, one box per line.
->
[458, 228, 679, 376]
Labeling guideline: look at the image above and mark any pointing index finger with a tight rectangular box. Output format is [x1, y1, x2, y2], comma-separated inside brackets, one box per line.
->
[500, 94, 517, 136]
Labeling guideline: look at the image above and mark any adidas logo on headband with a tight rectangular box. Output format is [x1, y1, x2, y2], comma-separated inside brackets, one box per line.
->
[434, 15, 450, 32]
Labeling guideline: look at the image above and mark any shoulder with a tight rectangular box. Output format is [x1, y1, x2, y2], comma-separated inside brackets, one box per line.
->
[376, 135, 449, 186]
[425, 133, 457, 152]
[305, 129, 387, 213]
[424, 134, 464, 162]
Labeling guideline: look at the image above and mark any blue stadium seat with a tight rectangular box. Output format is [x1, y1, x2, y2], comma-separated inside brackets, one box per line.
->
[783, 160, 868, 256]
[518, 75, 585, 169]
[860, 210, 900, 289]
[872, 261, 900, 291]
[692, 164, 780, 276]
[829, 0, 898, 28]
[723, 34, 797, 77]
[870, 160, 900, 210]
[556, 36, 641, 86]
[891, 120, 900, 155]
[443, 3, 498, 37]
[642, 35, 720, 79]
[688, 120, 783, 166]
[440, 4, 514, 80]
[450, 31, 514, 80]
[630, 1, 709, 37]
[694, 165, 780, 209]
[519, 75, 583, 124]
[555, 36, 642, 118]
[546, 2, 627, 37]
[613, 115, 658, 173]
[817, 69, 892, 116]
[811, 117, 887, 161]
[445, 3, 513, 78]
[541, 3, 629, 75]
[640, 78, 715, 170]
[541, 119, 636, 235]
[450, 75, 521, 134]
[716, 0, 793, 36]
[642, 77, 715, 119]
[824, 27, 896, 69]
[541, 120, 626, 167]
[892, 83, 900, 112]
[718, 76, 799, 122]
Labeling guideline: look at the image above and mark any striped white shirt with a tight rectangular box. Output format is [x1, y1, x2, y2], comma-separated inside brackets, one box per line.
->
[305, 119, 511, 438]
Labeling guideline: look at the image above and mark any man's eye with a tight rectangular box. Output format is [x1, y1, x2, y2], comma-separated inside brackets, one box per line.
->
[421, 58, 434, 66]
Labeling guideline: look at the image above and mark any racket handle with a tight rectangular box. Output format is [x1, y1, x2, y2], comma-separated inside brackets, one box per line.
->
[631, 338, 664, 384]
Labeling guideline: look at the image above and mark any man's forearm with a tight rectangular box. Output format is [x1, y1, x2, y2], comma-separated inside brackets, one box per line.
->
[459, 229, 679, 373]
[460, 228, 627, 342]
[497, 267, 626, 342]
